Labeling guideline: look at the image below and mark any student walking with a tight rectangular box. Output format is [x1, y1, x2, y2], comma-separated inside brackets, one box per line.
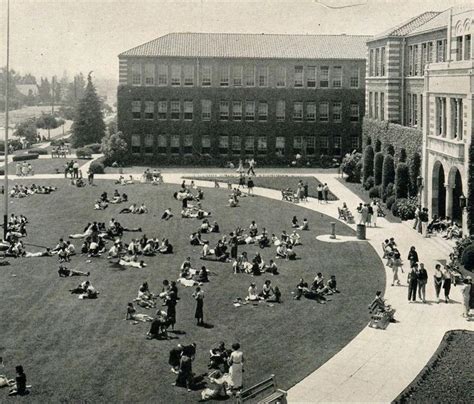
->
[247, 158, 256, 176]
[322, 183, 329, 203]
[433, 264, 444, 303]
[442, 268, 452, 303]
[247, 177, 254, 196]
[193, 286, 205, 326]
[407, 264, 418, 302]
[461, 277, 472, 318]
[417, 263, 428, 303]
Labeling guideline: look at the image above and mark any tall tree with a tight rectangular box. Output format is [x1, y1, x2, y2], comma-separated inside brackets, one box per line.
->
[362, 144, 375, 182]
[409, 152, 422, 197]
[71, 73, 105, 147]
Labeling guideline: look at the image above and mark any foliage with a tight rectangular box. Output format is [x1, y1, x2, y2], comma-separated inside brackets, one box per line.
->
[369, 186, 380, 199]
[0, 139, 22, 152]
[36, 113, 63, 130]
[71, 74, 106, 147]
[395, 162, 410, 199]
[399, 148, 407, 163]
[386, 195, 396, 210]
[362, 144, 374, 183]
[375, 139, 382, 153]
[89, 160, 105, 174]
[454, 237, 474, 263]
[461, 244, 474, 270]
[13, 119, 38, 142]
[382, 154, 395, 193]
[27, 148, 48, 155]
[386, 144, 395, 156]
[76, 147, 93, 159]
[12, 153, 39, 161]
[84, 143, 102, 153]
[374, 152, 384, 186]
[409, 152, 422, 197]
[383, 182, 395, 202]
[100, 131, 128, 164]
[366, 136, 372, 146]
[341, 151, 363, 183]
[391, 197, 418, 220]
[364, 176, 374, 191]
[468, 139, 474, 235]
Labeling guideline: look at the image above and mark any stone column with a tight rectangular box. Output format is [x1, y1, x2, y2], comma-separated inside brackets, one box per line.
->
[445, 183, 454, 220]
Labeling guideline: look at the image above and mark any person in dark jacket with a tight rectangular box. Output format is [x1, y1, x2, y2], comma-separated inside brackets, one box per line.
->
[407, 246, 419, 267]
[407, 264, 419, 302]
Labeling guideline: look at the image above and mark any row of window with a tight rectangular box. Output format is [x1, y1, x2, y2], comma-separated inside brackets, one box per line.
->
[407, 40, 448, 76]
[130, 134, 359, 155]
[130, 99, 361, 123]
[367, 92, 385, 121]
[434, 97, 463, 140]
[368, 47, 386, 77]
[129, 63, 360, 89]
[406, 93, 423, 129]
[454, 34, 471, 61]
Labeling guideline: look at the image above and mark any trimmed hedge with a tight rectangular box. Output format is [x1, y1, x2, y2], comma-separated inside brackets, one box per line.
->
[395, 162, 410, 199]
[382, 154, 395, 194]
[12, 154, 39, 162]
[375, 139, 382, 153]
[391, 197, 418, 220]
[84, 143, 102, 153]
[399, 148, 407, 163]
[362, 145, 374, 183]
[461, 245, 474, 271]
[89, 160, 105, 174]
[364, 176, 374, 191]
[369, 186, 380, 199]
[386, 195, 396, 210]
[409, 152, 422, 197]
[374, 152, 384, 186]
[384, 182, 395, 202]
[76, 147, 93, 159]
[386, 144, 395, 156]
[27, 148, 48, 155]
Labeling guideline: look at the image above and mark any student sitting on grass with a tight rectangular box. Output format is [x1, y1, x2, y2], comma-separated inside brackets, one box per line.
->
[162, 208, 173, 220]
[7, 365, 28, 396]
[126, 302, 154, 322]
[58, 265, 90, 277]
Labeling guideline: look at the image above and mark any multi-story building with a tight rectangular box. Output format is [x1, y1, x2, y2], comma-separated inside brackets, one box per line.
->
[365, 6, 473, 234]
[117, 33, 369, 164]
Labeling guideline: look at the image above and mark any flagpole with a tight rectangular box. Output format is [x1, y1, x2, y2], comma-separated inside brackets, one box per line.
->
[4, 0, 10, 238]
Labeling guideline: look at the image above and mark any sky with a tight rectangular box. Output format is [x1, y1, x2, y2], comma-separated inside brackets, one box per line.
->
[0, 0, 470, 81]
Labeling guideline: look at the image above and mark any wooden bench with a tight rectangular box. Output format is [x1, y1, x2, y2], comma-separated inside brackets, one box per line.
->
[236, 374, 287, 404]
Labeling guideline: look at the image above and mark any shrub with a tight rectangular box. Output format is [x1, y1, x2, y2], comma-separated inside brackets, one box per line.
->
[382, 154, 395, 194]
[12, 153, 39, 161]
[320, 155, 334, 168]
[84, 143, 102, 153]
[454, 237, 474, 263]
[395, 162, 410, 198]
[101, 131, 128, 164]
[386, 144, 395, 156]
[374, 152, 384, 186]
[386, 195, 396, 210]
[399, 148, 407, 163]
[383, 182, 395, 202]
[341, 151, 362, 183]
[89, 160, 105, 174]
[27, 148, 48, 155]
[391, 197, 418, 220]
[369, 186, 380, 199]
[364, 176, 375, 191]
[375, 139, 382, 153]
[76, 147, 93, 159]
[461, 244, 474, 271]
[362, 144, 375, 182]
[409, 152, 422, 197]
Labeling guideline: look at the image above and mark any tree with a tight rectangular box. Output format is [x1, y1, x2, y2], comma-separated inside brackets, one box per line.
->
[101, 130, 128, 164]
[14, 119, 38, 143]
[395, 162, 410, 198]
[38, 77, 51, 104]
[386, 144, 395, 156]
[71, 73, 106, 147]
[375, 139, 382, 153]
[399, 148, 407, 163]
[362, 144, 374, 183]
[382, 154, 395, 193]
[374, 152, 384, 186]
[409, 152, 422, 197]
[341, 151, 362, 183]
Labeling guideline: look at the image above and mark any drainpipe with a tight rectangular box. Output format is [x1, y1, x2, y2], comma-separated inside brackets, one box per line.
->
[400, 38, 406, 126]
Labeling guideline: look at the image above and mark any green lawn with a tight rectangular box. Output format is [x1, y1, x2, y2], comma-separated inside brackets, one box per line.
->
[183, 175, 338, 201]
[0, 106, 54, 128]
[4, 158, 89, 175]
[0, 179, 384, 403]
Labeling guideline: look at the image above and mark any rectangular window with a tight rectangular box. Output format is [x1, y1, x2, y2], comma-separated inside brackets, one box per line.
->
[170, 100, 180, 120]
[320, 66, 329, 88]
[232, 101, 242, 121]
[351, 137, 359, 150]
[184, 101, 193, 121]
[421, 43, 427, 74]
[276, 100, 285, 122]
[332, 102, 342, 123]
[350, 67, 359, 88]
[320, 136, 329, 153]
[406, 92, 412, 126]
[131, 64, 141, 85]
[293, 102, 303, 121]
[201, 135, 211, 154]
[319, 102, 329, 122]
[306, 66, 316, 87]
[257, 66, 268, 87]
[219, 135, 229, 155]
[244, 66, 255, 86]
[306, 136, 316, 155]
[294, 66, 303, 87]
[257, 136, 267, 155]
[245, 136, 254, 153]
[275, 136, 285, 156]
[380, 93, 385, 121]
[219, 101, 229, 121]
[334, 136, 342, 155]
[183, 65, 194, 86]
[171, 65, 181, 86]
[201, 100, 211, 121]
[332, 66, 342, 88]
[293, 136, 302, 154]
[131, 134, 141, 154]
[427, 42, 433, 63]
[170, 135, 180, 154]
[369, 49, 374, 76]
[276, 66, 286, 87]
[183, 134, 193, 155]
[375, 48, 380, 76]
[258, 102, 268, 122]
[350, 103, 360, 122]
[157, 134, 167, 154]
[201, 66, 211, 86]
[158, 64, 168, 86]
[245, 101, 255, 121]
[374, 92, 379, 120]
[436, 40, 446, 62]
[232, 65, 243, 87]
[413, 94, 418, 127]
[465, 35, 471, 60]
[419, 94, 423, 129]
[306, 103, 316, 122]
[158, 101, 167, 120]
[413, 45, 419, 76]
[132, 100, 141, 120]
[369, 92, 373, 118]
[220, 66, 230, 87]
[408, 46, 414, 76]
[144, 101, 154, 120]
[144, 134, 153, 155]
[381, 47, 386, 76]
[456, 36, 463, 61]
[144, 63, 155, 86]
[232, 136, 241, 152]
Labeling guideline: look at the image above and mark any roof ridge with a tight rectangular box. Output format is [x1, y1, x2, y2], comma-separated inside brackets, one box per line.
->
[168, 32, 371, 37]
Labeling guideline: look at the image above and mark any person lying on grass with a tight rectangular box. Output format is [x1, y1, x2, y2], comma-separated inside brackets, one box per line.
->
[181, 208, 211, 219]
[200, 241, 229, 262]
[58, 265, 90, 277]
[69, 280, 99, 299]
[126, 302, 154, 322]
[94, 199, 108, 210]
[190, 231, 206, 246]
[24, 248, 53, 258]
[119, 255, 147, 268]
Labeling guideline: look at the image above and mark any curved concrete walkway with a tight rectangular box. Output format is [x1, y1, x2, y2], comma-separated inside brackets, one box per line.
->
[3, 170, 473, 402]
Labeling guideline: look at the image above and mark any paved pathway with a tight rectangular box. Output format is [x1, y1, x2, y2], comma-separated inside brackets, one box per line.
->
[2, 170, 473, 402]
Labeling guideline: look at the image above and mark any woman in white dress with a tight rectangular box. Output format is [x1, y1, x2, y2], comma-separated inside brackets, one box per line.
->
[228, 343, 244, 391]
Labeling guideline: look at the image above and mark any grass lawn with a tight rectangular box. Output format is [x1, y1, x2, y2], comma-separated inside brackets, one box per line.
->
[336, 177, 401, 223]
[0, 179, 384, 403]
[3, 158, 89, 175]
[183, 175, 338, 201]
[0, 106, 54, 129]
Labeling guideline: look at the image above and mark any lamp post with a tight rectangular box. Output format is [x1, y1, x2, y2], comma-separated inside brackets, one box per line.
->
[3, 0, 10, 238]
[417, 175, 423, 206]
[459, 194, 466, 209]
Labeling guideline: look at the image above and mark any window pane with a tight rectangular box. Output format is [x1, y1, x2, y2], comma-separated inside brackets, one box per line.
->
[232, 101, 242, 121]
[258, 102, 268, 121]
[232, 66, 243, 87]
[158, 64, 168, 86]
[183, 65, 194, 86]
[202, 135, 211, 149]
[306, 103, 316, 122]
[245, 101, 255, 121]
[294, 66, 303, 87]
[320, 66, 329, 88]
[332, 102, 342, 123]
[144, 63, 155, 85]
[232, 136, 241, 151]
[332, 66, 342, 88]
[307, 66, 316, 87]
[276, 100, 285, 121]
[183, 134, 193, 147]
[293, 102, 303, 121]
[257, 136, 267, 154]
[171, 65, 181, 86]
[132, 100, 141, 119]
[201, 66, 211, 86]
[219, 135, 229, 154]
[158, 101, 167, 120]
[170, 100, 180, 120]
[144, 101, 154, 120]
[276, 66, 286, 87]
[319, 102, 329, 122]
[201, 100, 211, 121]
[220, 66, 229, 86]
[157, 134, 167, 147]
[244, 66, 255, 86]
[257, 66, 268, 87]
[131, 64, 141, 85]
[144, 134, 153, 154]
[245, 136, 254, 151]
[131, 134, 140, 154]
[306, 136, 316, 155]
[219, 101, 229, 121]
[184, 101, 193, 120]
[350, 67, 359, 88]
[275, 136, 285, 156]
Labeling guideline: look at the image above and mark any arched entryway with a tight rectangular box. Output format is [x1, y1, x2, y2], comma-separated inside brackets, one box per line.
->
[432, 161, 446, 218]
[449, 167, 463, 224]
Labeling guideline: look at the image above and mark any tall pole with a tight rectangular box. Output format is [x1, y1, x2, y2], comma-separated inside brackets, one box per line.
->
[3, 0, 10, 238]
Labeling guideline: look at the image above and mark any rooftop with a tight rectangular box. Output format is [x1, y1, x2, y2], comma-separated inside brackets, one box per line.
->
[119, 32, 371, 60]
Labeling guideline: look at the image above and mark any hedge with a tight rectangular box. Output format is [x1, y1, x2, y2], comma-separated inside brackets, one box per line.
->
[27, 148, 48, 155]
[89, 160, 105, 174]
[364, 176, 374, 191]
[399, 148, 407, 163]
[461, 245, 474, 271]
[382, 154, 395, 194]
[76, 147, 93, 159]
[384, 182, 395, 202]
[386, 195, 396, 210]
[391, 197, 418, 220]
[409, 152, 422, 197]
[12, 154, 39, 161]
[386, 144, 395, 156]
[375, 139, 382, 153]
[84, 143, 102, 153]
[395, 162, 410, 199]
[362, 145, 374, 183]
[374, 152, 384, 186]
[369, 186, 380, 199]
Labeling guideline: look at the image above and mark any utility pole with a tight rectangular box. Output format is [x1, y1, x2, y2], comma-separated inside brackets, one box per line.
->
[3, 0, 10, 238]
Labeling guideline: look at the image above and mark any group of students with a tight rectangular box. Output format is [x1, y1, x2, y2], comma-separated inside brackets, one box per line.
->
[355, 200, 384, 226]
[10, 183, 57, 198]
[294, 273, 339, 302]
[15, 162, 34, 177]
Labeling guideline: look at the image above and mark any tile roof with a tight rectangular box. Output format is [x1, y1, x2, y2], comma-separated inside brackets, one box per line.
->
[408, 5, 473, 36]
[119, 32, 371, 60]
[370, 11, 441, 41]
